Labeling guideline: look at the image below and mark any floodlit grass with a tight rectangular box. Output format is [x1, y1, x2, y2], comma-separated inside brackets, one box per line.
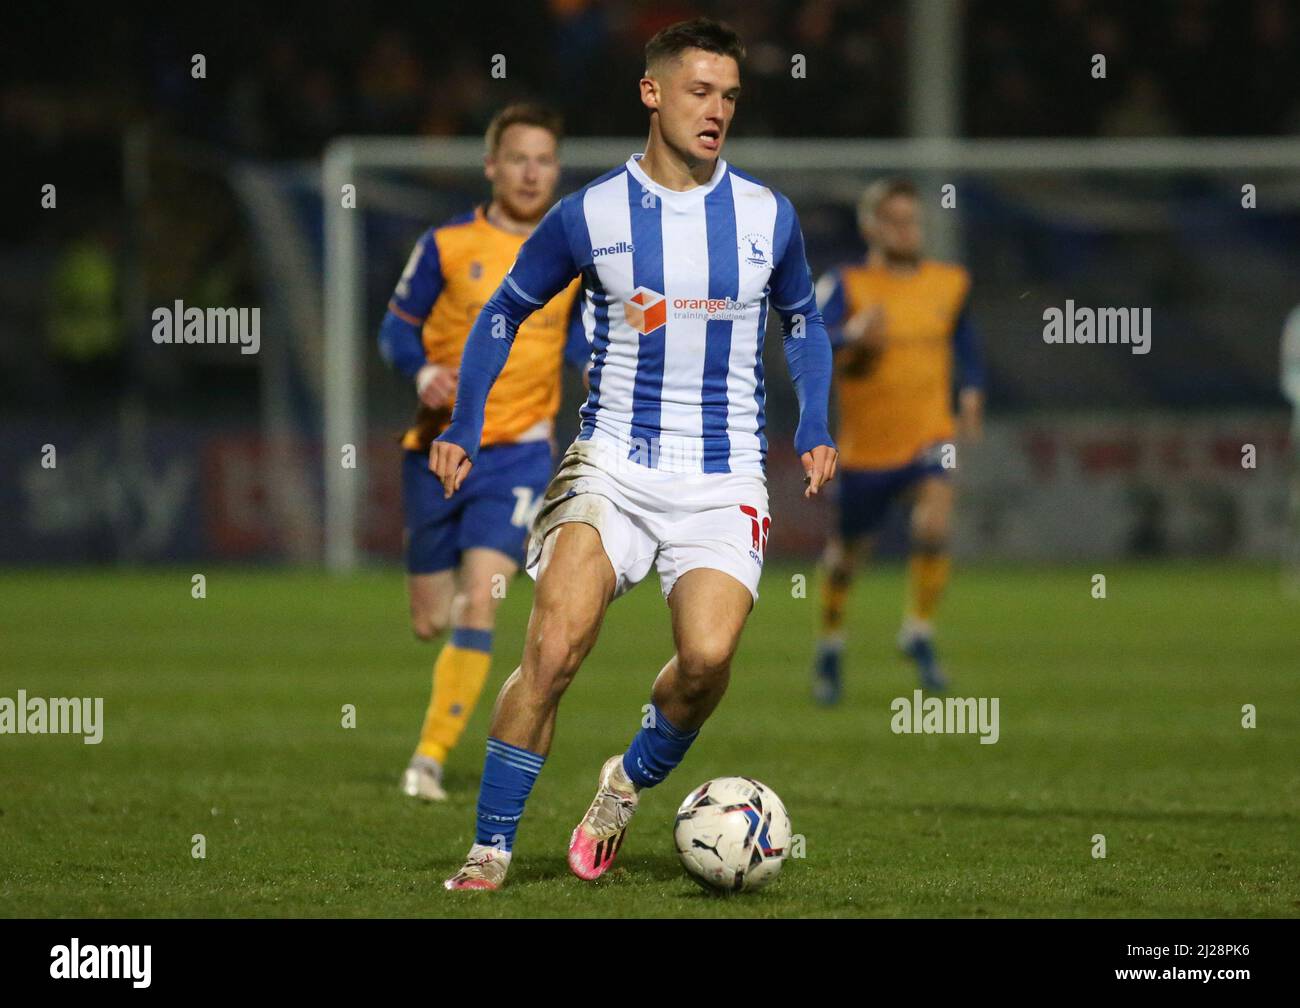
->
[1, 563, 1295, 917]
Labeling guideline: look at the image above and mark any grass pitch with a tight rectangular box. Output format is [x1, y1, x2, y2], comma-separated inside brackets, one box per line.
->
[0, 563, 1295, 918]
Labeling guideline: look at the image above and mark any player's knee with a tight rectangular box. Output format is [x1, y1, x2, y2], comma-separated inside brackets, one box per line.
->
[458, 582, 502, 628]
[826, 557, 853, 588]
[535, 623, 589, 677]
[912, 515, 950, 552]
[525, 648, 579, 706]
[410, 612, 447, 642]
[822, 539, 859, 585]
[913, 534, 948, 557]
[525, 612, 593, 696]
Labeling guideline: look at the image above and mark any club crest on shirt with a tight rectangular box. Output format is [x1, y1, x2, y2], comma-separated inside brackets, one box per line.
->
[469, 261, 483, 280]
[740, 232, 771, 267]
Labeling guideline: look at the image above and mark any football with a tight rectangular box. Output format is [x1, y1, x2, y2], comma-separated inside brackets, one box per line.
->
[673, 777, 792, 893]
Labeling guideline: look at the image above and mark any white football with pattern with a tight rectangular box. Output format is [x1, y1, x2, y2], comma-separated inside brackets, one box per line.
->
[673, 776, 792, 893]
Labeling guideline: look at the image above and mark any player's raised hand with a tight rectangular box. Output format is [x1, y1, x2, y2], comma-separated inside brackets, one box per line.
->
[801, 444, 838, 498]
[846, 304, 888, 351]
[416, 364, 458, 409]
[429, 439, 472, 499]
[837, 305, 887, 378]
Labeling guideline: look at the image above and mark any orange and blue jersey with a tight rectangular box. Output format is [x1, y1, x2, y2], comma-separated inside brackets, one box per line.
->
[817, 259, 984, 471]
[379, 205, 587, 574]
[378, 205, 587, 451]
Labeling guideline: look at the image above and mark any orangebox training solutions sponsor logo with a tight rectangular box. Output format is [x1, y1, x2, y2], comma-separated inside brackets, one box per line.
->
[624, 288, 754, 333]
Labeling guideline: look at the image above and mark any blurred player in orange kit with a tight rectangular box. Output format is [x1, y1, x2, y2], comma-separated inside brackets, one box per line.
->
[812, 177, 985, 701]
[376, 103, 587, 798]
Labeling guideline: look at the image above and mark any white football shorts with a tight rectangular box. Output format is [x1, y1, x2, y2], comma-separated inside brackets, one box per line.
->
[524, 438, 771, 603]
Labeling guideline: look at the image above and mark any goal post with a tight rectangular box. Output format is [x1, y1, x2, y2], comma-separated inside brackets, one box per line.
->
[321, 136, 1300, 573]
[1282, 305, 1300, 594]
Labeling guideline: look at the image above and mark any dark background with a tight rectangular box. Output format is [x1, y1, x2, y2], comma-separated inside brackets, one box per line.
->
[3, 0, 1297, 564]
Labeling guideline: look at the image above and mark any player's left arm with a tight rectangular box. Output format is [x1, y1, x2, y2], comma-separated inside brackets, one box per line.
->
[771, 196, 837, 498]
[562, 287, 593, 389]
[953, 292, 986, 442]
[433, 200, 581, 496]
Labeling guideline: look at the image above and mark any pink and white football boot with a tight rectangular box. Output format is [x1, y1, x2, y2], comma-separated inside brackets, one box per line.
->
[443, 844, 511, 891]
[568, 755, 640, 880]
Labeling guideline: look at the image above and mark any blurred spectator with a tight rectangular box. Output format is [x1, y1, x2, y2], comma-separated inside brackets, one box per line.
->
[47, 230, 120, 367]
[357, 30, 427, 135]
[1, 0, 1296, 424]
[1099, 71, 1178, 138]
[5, 1, 1295, 158]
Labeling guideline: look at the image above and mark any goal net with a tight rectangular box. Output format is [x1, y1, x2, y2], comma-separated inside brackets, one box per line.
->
[319, 137, 1300, 574]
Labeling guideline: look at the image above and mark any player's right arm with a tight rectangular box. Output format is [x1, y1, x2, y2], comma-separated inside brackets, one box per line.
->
[563, 291, 593, 389]
[431, 199, 581, 497]
[952, 292, 986, 442]
[377, 228, 456, 408]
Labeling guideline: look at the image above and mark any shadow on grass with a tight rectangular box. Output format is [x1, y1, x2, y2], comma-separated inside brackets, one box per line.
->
[504, 855, 793, 905]
[504, 853, 687, 885]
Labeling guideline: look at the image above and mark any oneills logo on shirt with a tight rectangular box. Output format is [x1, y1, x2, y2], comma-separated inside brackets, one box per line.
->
[592, 241, 634, 258]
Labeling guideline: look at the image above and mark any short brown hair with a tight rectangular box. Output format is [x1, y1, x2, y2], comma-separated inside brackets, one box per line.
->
[645, 17, 746, 74]
[485, 102, 564, 155]
[858, 177, 919, 227]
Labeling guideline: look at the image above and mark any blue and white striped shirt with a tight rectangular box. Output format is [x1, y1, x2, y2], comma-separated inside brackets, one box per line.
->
[443, 155, 833, 475]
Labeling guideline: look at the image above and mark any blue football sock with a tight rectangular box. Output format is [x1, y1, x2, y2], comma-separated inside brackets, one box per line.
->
[903, 636, 948, 693]
[475, 737, 545, 851]
[622, 704, 699, 789]
[813, 639, 843, 705]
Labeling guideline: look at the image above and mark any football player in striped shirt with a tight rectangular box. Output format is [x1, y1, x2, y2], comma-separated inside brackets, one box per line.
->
[812, 177, 986, 700]
[377, 103, 587, 802]
[430, 18, 837, 890]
